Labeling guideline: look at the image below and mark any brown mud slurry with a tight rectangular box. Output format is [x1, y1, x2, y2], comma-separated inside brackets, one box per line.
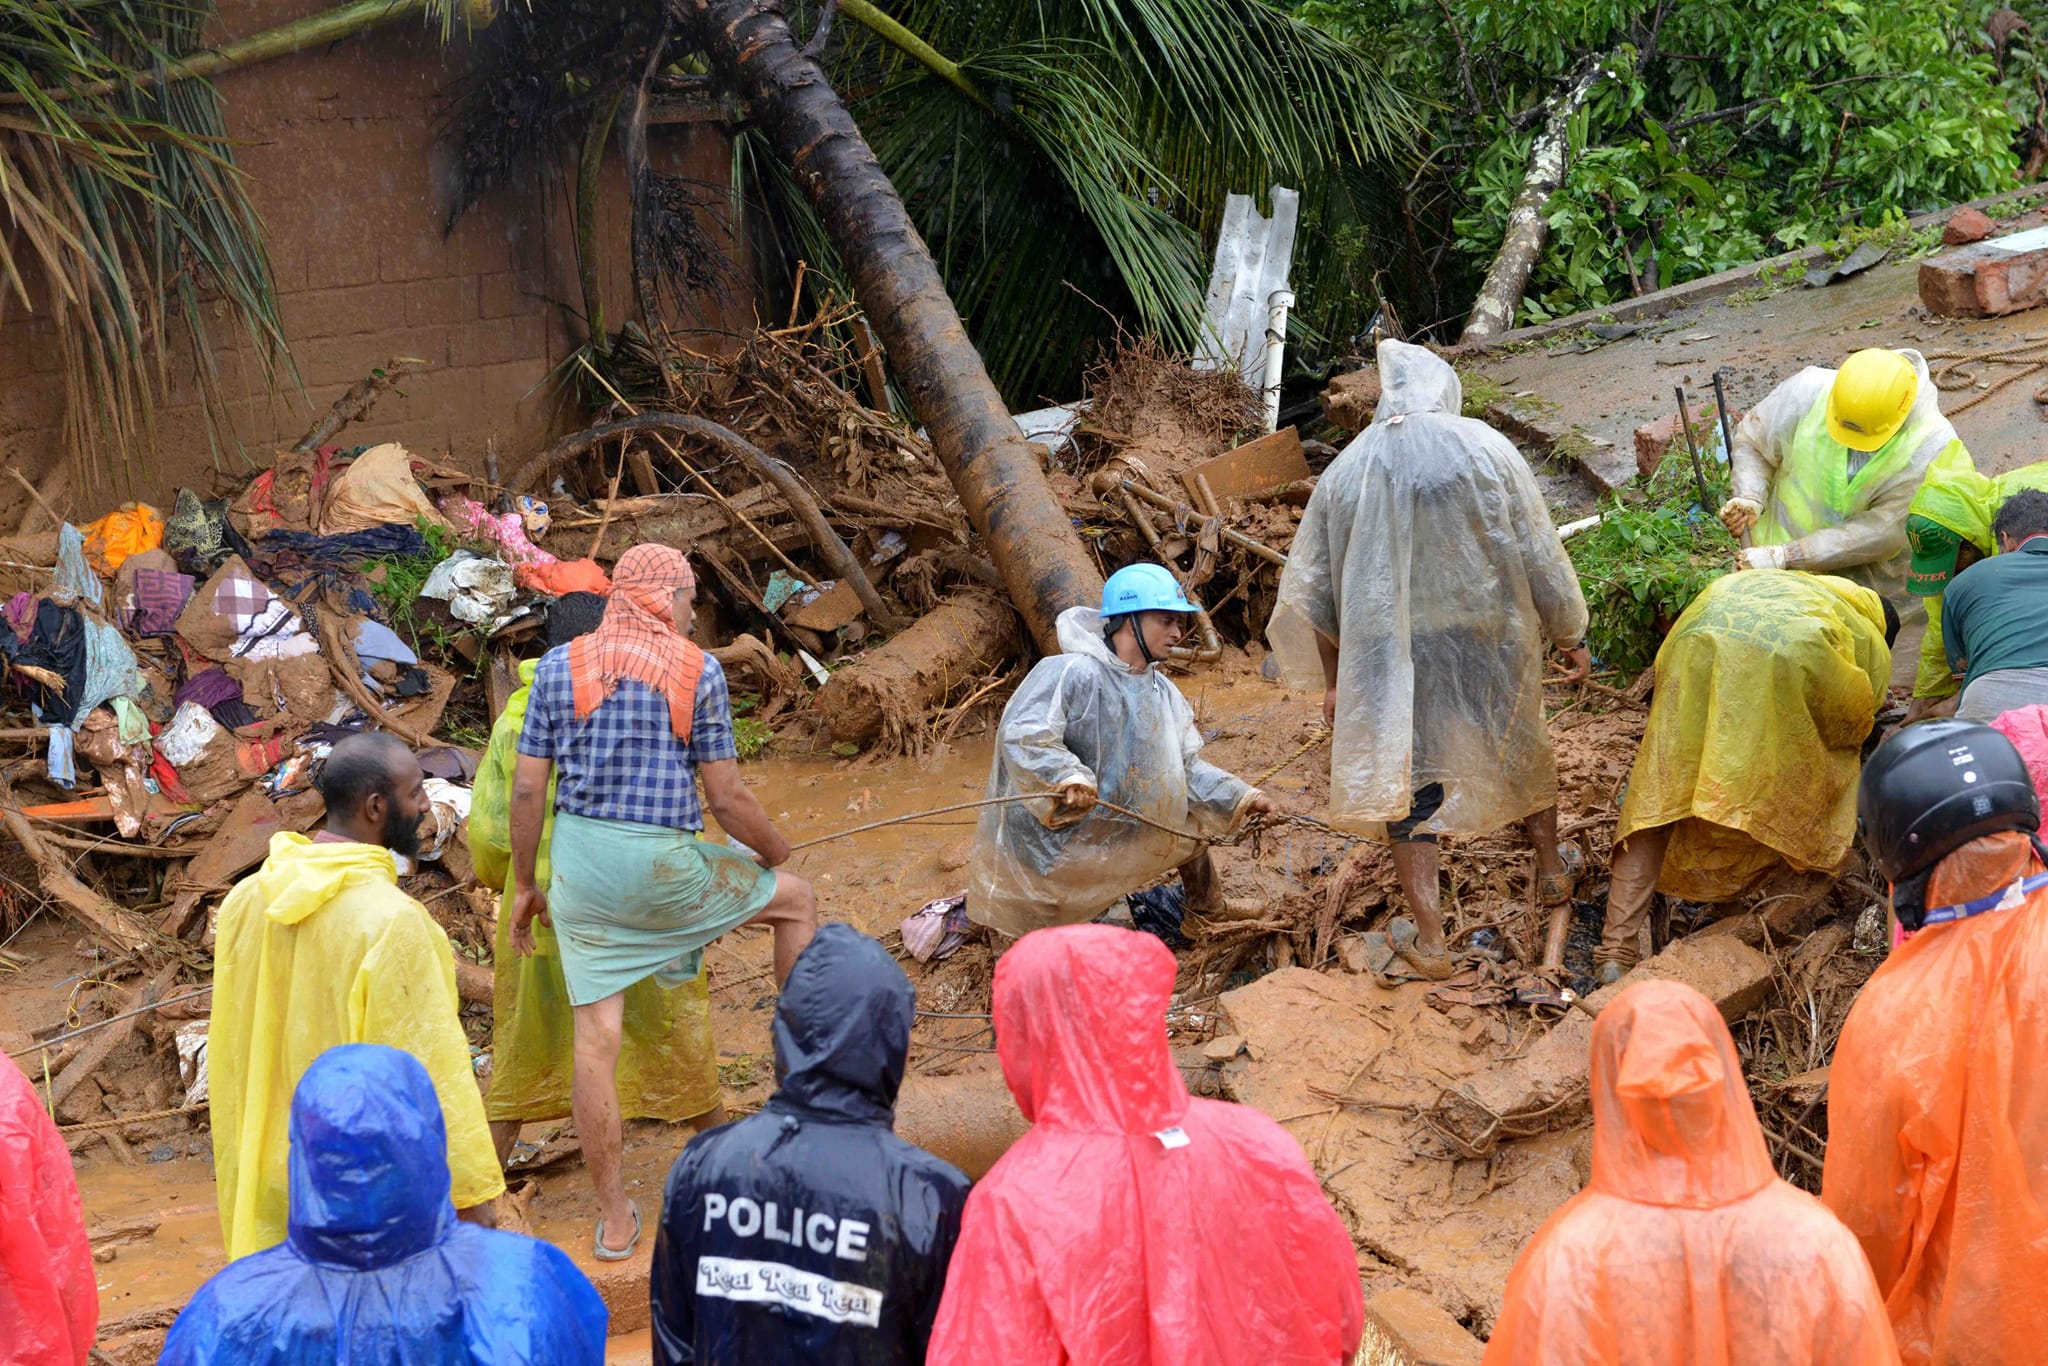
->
[9, 652, 1852, 1358]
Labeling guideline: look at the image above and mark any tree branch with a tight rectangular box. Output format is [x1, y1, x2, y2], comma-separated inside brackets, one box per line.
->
[1666, 73, 1889, 133]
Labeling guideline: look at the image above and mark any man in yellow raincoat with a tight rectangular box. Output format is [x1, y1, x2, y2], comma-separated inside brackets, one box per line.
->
[1720, 348, 1967, 601]
[1902, 459, 2048, 722]
[1595, 571, 1895, 984]
[467, 592, 722, 1162]
[208, 732, 503, 1259]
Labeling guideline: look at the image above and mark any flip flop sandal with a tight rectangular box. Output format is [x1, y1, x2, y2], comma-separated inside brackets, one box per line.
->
[593, 1203, 642, 1262]
[1537, 843, 1586, 907]
[1386, 916, 1456, 982]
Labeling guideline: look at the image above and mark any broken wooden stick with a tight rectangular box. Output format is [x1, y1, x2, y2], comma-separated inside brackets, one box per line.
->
[42, 959, 184, 1116]
[0, 769, 155, 954]
[293, 356, 428, 452]
[520, 408, 906, 630]
[315, 612, 431, 746]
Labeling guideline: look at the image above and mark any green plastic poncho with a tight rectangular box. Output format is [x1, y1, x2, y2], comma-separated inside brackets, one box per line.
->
[1730, 351, 1964, 601]
[1908, 460, 2048, 699]
[1617, 572, 1890, 900]
[467, 659, 720, 1125]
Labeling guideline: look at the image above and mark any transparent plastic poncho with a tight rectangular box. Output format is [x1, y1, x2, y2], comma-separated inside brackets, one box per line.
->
[1268, 340, 1588, 837]
[966, 607, 1254, 937]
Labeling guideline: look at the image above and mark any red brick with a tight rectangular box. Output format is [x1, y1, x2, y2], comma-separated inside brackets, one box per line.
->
[1632, 402, 1736, 478]
[1944, 206, 1995, 246]
[1919, 227, 2048, 317]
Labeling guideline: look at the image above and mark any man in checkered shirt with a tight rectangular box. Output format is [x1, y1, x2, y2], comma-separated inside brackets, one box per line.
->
[509, 545, 817, 1261]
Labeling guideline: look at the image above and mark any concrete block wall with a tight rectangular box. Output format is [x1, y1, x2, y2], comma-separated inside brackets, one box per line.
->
[0, 0, 746, 522]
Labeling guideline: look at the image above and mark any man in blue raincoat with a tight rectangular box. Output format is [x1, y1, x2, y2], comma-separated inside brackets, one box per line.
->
[650, 923, 971, 1364]
[160, 1044, 608, 1365]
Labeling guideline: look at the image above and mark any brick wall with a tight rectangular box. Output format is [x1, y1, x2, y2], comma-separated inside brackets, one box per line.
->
[0, 0, 745, 523]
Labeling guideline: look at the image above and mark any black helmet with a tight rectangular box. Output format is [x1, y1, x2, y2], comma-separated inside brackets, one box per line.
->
[1857, 720, 2039, 891]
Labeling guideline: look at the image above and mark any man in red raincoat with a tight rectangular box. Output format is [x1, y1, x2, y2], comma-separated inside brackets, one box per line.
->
[926, 924, 1361, 1365]
[1824, 719, 2048, 1364]
[1, 1059, 96, 1365]
[1483, 980, 1895, 1364]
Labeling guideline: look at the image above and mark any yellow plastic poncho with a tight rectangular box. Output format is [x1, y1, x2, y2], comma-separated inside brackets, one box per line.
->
[1908, 459, 2048, 699]
[467, 659, 720, 1124]
[1617, 572, 1890, 899]
[1268, 340, 1588, 837]
[209, 833, 504, 1259]
[1730, 351, 1963, 601]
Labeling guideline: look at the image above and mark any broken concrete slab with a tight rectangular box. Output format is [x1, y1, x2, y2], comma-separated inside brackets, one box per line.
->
[1363, 1287, 1487, 1366]
[1920, 224, 2048, 317]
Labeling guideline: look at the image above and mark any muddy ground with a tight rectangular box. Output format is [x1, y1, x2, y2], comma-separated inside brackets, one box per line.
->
[4, 650, 1880, 1360]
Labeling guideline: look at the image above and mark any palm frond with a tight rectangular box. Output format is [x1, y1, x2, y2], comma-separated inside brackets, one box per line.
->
[0, 0, 290, 487]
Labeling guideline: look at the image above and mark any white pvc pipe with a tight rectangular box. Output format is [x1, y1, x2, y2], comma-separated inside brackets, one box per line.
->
[1261, 288, 1295, 433]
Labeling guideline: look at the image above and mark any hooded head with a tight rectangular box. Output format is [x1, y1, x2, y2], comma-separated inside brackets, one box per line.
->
[771, 924, 914, 1124]
[1374, 339, 1462, 421]
[286, 1044, 453, 1269]
[1589, 980, 1776, 1209]
[993, 924, 1188, 1133]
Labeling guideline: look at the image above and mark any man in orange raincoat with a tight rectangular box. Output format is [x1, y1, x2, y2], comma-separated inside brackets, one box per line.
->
[1484, 979, 1895, 1364]
[1824, 719, 2048, 1364]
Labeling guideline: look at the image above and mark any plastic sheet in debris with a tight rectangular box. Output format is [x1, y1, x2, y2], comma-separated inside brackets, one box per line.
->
[419, 550, 523, 630]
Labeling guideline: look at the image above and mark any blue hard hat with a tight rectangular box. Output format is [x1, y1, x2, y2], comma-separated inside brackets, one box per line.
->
[1102, 562, 1200, 617]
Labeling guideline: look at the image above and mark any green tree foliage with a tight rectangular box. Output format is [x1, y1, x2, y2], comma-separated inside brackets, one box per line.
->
[1299, 0, 2036, 331]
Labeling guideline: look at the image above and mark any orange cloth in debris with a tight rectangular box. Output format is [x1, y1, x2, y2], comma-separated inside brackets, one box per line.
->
[568, 543, 702, 740]
[1485, 980, 1897, 1366]
[1823, 834, 2048, 1365]
[80, 502, 163, 573]
[513, 558, 611, 597]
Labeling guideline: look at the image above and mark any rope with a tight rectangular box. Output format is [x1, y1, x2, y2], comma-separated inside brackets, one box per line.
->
[1251, 727, 1331, 786]
[6, 987, 213, 1060]
[1922, 338, 2048, 414]
[785, 793, 1215, 852]
[59, 1102, 204, 1134]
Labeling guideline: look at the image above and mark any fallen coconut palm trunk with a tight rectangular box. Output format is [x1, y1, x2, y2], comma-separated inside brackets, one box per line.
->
[680, 0, 1102, 653]
[815, 591, 1022, 748]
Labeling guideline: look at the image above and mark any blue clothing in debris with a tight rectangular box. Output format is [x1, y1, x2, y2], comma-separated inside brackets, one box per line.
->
[54, 524, 103, 609]
[159, 1044, 607, 1366]
[650, 924, 971, 1365]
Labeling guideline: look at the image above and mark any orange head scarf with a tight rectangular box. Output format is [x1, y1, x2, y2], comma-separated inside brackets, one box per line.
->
[567, 544, 705, 739]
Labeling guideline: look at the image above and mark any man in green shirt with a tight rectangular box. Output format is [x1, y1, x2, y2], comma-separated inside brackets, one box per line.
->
[1942, 489, 2048, 722]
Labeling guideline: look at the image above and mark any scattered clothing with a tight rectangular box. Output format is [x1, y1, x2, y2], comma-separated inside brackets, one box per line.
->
[44, 721, 74, 788]
[515, 558, 611, 597]
[651, 925, 970, 1366]
[175, 668, 246, 717]
[318, 443, 446, 536]
[162, 1045, 606, 1366]
[208, 833, 505, 1259]
[176, 555, 271, 660]
[21, 601, 86, 724]
[927, 925, 1363, 1365]
[121, 552, 195, 638]
[73, 614, 142, 724]
[52, 523, 102, 609]
[79, 501, 163, 573]
[232, 449, 335, 538]
[469, 658, 719, 1126]
[1824, 833, 2048, 1364]
[1484, 981, 1896, 1364]
[1731, 351, 1965, 600]
[256, 523, 430, 572]
[443, 495, 556, 565]
[420, 550, 521, 629]
[967, 605, 1256, 937]
[1942, 537, 2048, 702]
[163, 489, 250, 577]
[0, 1050, 97, 1366]
[899, 894, 971, 962]
[1268, 339, 1587, 838]
[4, 591, 34, 643]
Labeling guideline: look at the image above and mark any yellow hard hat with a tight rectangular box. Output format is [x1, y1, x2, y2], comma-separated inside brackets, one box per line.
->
[1827, 349, 1918, 452]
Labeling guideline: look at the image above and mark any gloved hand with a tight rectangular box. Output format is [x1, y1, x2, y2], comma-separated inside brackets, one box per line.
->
[1718, 496, 1762, 537]
[1739, 544, 1788, 571]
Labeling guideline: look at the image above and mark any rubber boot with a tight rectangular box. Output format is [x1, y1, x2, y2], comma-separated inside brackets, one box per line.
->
[1595, 825, 1672, 979]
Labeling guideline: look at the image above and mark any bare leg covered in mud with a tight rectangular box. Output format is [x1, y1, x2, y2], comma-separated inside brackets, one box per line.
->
[1389, 840, 1445, 956]
[745, 869, 819, 986]
[572, 992, 634, 1255]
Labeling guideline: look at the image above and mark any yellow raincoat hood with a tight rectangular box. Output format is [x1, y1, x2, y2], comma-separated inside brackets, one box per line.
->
[249, 833, 398, 925]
